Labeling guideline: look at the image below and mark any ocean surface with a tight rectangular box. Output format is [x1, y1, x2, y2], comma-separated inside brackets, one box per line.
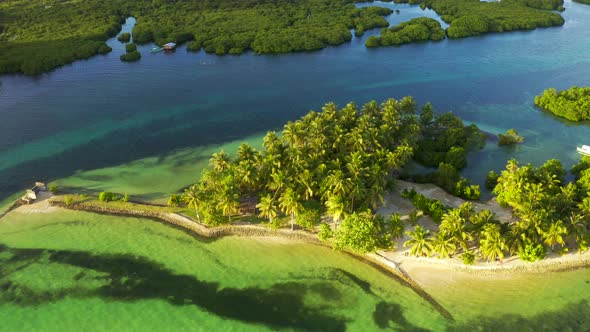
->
[2, 0, 590, 330]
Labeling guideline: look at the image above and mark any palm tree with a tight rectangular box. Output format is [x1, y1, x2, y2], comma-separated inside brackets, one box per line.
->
[440, 209, 472, 251]
[479, 223, 507, 262]
[217, 189, 240, 222]
[257, 194, 278, 224]
[323, 170, 352, 199]
[237, 143, 257, 162]
[210, 151, 231, 172]
[388, 214, 405, 239]
[279, 188, 302, 231]
[268, 169, 288, 199]
[432, 232, 457, 258]
[543, 219, 568, 250]
[182, 185, 202, 221]
[404, 225, 434, 257]
[325, 194, 345, 230]
[296, 169, 316, 200]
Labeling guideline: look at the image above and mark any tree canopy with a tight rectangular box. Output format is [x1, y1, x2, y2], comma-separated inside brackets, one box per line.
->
[534, 86, 590, 122]
[0, 0, 393, 75]
[365, 17, 445, 48]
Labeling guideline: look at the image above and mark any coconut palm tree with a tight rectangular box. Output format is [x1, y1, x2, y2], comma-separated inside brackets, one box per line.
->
[209, 151, 231, 172]
[279, 188, 302, 231]
[388, 214, 405, 240]
[432, 232, 457, 258]
[268, 169, 288, 198]
[325, 193, 345, 230]
[217, 189, 240, 222]
[257, 194, 278, 224]
[543, 219, 568, 250]
[404, 225, 434, 257]
[479, 223, 507, 262]
[182, 185, 202, 221]
[296, 169, 316, 200]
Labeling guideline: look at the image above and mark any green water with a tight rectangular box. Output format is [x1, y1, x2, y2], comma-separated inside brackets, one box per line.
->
[53, 133, 265, 203]
[0, 210, 447, 331]
[2, 209, 590, 331]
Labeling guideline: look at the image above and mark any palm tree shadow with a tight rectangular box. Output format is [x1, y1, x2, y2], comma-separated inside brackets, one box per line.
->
[0, 244, 348, 331]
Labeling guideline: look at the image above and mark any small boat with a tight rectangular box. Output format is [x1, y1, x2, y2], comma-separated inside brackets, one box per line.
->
[150, 47, 164, 53]
[163, 42, 177, 51]
[577, 145, 590, 156]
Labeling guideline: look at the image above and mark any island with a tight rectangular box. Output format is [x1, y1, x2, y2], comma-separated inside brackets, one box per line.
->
[534, 86, 590, 122]
[0, 0, 569, 75]
[498, 128, 524, 146]
[0, 0, 392, 75]
[365, 17, 445, 48]
[24, 96, 589, 268]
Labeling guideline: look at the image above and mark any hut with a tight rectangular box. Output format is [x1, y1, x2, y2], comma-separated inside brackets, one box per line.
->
[20, 182, 47, 204]
[163, 42, 177, 51]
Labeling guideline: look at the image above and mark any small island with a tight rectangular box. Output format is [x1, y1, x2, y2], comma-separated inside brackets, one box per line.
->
[117, 32, 131, 43]
[34, 97, 590, 268]
[534, 86, 590, 122]
[120, 43, 141, 62]
[365, 17, 445, 48]
[498, 128, 524, 146]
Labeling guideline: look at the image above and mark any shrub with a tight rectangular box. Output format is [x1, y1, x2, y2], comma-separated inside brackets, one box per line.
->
[296, 202, 322, 230]
[485, 171, 500, 190]
[120, 51, 141, 62]
[121, 193, 129, 202]
[519, 241, 546, 262]
[462, 251, 475, 265]
[117, 32, 131, 43]
[125, 43, 137, 53]
[98, 192, 118, 202]
[168, 194, 182, 207]
[498, 129, 524, 146]
[64, 195, 74, 206]
[48, 185, 58, 194]
[318, 223, 333, 241]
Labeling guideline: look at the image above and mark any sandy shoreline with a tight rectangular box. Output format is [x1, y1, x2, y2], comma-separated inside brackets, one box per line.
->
[4, 189, 590, 281]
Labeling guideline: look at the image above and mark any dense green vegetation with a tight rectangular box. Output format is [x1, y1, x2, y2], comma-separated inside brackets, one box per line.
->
[365, 17, 445, 48]
[125, 43, 137, 53]
[498, 128, 524, 146]
[0, 0, 393, 75]
[573, 0, 590, 5]
[0, 0, 122, 75]
[120, 50, 141, 62]
[117, 32, 131, 43]
[419, 0, 565, 39]
[534, 86, 590, 122]
[172, 97, 487, 253]
[180, 97, 421, 230]
[404, 157, 590, 262]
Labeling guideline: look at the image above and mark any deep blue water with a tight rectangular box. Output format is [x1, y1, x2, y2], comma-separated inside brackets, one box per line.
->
[1, 0, 590, 198]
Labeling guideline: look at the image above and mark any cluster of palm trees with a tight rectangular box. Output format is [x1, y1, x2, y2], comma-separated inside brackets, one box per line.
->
[404, 203, 508, 262]
[404, 157, 590, 263]
[181, 97, 421, 228]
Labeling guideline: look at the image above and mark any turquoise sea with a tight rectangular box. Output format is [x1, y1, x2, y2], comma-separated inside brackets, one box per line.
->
[2, 1, 590, 330]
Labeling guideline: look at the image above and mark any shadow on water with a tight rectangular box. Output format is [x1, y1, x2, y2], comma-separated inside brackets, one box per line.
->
[0, 243, 348, 331]
[448, 299, 590, 332]
[0, 108, 284, 201]
[0, 242, 438, 330]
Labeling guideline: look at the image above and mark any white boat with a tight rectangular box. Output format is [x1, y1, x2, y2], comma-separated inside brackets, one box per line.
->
[577, 145, 590, 156]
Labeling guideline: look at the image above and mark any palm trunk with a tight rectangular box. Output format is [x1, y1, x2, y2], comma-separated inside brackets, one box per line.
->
[291, 213, 294, 231]
[195, 207, 200, 222]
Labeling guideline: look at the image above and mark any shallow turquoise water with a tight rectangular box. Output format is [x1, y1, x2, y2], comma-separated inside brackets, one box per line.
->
[1, 1, 590, 198]
[2, 2, 590, 329]
[0, 210, 449, 331]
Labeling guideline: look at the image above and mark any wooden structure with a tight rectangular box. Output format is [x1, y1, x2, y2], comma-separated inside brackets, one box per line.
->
[21, 182, 47, 204]
[163, 42, 177, 51]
